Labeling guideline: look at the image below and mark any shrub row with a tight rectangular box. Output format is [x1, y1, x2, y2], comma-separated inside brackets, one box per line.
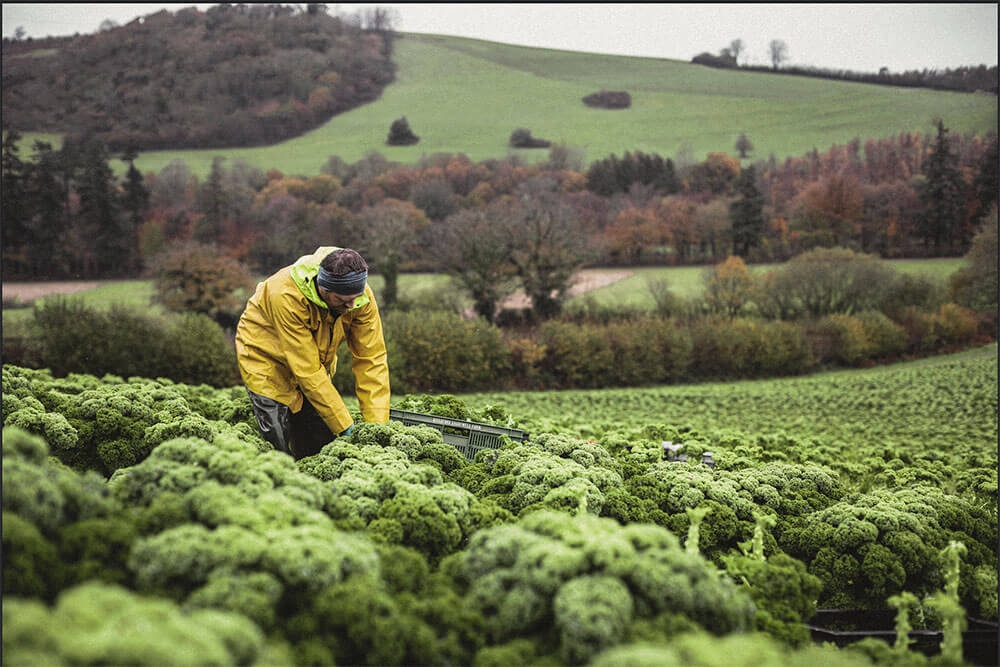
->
[4, 299, 239, 388]
[4, 300, 988, 393]
[383, 304, 988, 392]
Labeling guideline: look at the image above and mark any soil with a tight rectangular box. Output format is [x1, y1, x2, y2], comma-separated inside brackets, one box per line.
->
[493, 269, 634, 311]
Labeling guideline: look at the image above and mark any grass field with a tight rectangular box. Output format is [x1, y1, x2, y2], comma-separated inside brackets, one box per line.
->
[564, 257, 965, 309]
[1, 257, 964, 333]
[19, 33, 997, 180]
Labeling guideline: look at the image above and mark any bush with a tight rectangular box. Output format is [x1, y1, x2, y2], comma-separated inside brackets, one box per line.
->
[162, 313, 241, 387]
[581, 90, 632, 109]
[386, 117, 419, 146]
[17, 300, 238, 387]
[932, 303, 979, 346]
[890, 306, 941, 352]
[509, 128, 551, 149]
[689, 318, 813, 378]
[537, 320, 614, 388]
[604, 317, 692, 386]
[384, 311, 509, 392]
[855, 311, 908, 359]
[949, 208, 998, 312]
[25, 300, 170, 379]
[760, 248, 899, 319]
[882, 272, 947, 317]
[809, 314, 871, 365]
[605, 319, 670, 386]
[151, 242, 255, 331]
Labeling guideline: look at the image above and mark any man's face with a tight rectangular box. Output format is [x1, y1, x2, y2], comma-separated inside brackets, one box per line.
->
[318, 286, 363, 310]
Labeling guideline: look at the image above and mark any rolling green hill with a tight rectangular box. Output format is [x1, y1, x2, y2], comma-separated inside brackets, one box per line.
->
[21, 32, 998, 179]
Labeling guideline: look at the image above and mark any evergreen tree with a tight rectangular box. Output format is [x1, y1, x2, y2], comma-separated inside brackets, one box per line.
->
[195, 157, 227, 244]
[121, 148, 150, 271]
[917, 119, 966, 253]
[1, 130, 31, 278]
[729, 165, 765, 257]
[25, 142, 70, 276]
[658, 158, 680, 195]
[75, 141, 129, 276]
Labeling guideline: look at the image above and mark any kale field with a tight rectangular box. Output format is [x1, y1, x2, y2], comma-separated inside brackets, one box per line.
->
[2, 344, 997, 665]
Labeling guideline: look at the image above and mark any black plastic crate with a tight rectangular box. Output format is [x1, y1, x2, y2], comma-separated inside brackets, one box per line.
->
[389, 408, 530, 462]
[807, 608, 999, 666]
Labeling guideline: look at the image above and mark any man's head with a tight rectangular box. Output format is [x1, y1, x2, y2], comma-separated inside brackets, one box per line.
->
[317, 248, 368, 309]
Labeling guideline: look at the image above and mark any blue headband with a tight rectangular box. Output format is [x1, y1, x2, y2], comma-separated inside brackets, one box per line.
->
[316, 267, 367, 295]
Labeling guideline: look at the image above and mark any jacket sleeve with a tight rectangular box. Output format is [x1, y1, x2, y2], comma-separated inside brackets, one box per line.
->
[345, 292, 391, 423]
[270, 290, 354, 434]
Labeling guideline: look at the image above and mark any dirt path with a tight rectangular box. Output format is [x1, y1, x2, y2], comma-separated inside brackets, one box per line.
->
[2, 281, 104, 303]
[495, 269, 634, 310]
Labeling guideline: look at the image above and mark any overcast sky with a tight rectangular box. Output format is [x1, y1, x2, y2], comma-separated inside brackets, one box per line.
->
[3, 3, 997, 72]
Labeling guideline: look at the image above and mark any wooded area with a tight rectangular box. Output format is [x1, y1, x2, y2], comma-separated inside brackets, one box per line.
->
[1, 4, 395, 150]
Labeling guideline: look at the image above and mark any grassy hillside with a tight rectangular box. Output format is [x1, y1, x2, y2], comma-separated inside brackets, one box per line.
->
[22, 33, 995, 180]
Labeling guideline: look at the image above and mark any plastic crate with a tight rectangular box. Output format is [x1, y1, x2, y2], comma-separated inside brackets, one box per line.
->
[389, 408, 530, 462]
[806, 609, 999, 666]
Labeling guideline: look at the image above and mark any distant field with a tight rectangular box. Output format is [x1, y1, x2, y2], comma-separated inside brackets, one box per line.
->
[2, 257, 964, 331]
[19, 33, 996, 180]
[565, 257, 964, 310]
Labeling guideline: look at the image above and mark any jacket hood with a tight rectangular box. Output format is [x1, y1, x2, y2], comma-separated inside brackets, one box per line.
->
[290, 246, 370, 310]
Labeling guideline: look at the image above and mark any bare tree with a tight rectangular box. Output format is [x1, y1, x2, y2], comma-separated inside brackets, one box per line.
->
[729, 38, 745, 65]
[769, 39, 789, 69]
[501, 177, 593, 320]
[431, 205, 517, 321]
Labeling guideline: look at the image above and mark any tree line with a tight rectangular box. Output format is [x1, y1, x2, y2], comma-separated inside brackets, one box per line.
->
[2, 122, 996, 321]
[1, 4, 396, 151]
[692, 38, 998, 94]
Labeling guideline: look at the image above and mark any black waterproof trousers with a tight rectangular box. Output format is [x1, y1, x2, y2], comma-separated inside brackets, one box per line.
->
[246, 390, 335, 460]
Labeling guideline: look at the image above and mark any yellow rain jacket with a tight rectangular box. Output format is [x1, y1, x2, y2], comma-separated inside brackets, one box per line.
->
[235, 246, 390, 434]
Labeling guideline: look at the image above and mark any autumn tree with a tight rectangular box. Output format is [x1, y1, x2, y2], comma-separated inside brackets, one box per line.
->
[704, 255, 757, 317]
[694, 198, 731, 262]
[729, 165, 765, 257]
[152, 241, 255, 330]
[792, 173, 864, 247]
[860, 180, 921, 256]
[355, 198, 429, 308]
[970, 136, 998, 224]
[685, 153, 741, 195]
[657, 196, 698, 262]
[603, 206, 662, 263]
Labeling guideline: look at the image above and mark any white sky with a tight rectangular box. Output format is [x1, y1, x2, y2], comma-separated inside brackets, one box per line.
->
[2, 3, 997, 72]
